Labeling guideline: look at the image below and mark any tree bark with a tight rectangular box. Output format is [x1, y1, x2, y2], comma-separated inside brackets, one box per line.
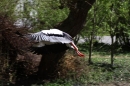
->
[55, 0, 96, 37]
[88, 3, 96, 64]
[88, 32, 93, 64]
[110, 34, 114, 67]
[37, 0, 96, 79]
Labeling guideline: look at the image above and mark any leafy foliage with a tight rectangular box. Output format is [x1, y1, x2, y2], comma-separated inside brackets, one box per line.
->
[14, 0, 69, 31]
[81, 0, 130, 39]
[79, 0, 130, 64]
[0, 0, 16, 17]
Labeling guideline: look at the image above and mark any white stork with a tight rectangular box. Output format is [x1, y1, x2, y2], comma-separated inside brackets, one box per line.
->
[26, 29, 84, 57]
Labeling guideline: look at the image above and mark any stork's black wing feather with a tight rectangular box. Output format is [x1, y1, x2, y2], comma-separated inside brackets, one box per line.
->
[63, 32, 73, 41]
[26, 29, 73, 44]
[27, 32, 49, 42]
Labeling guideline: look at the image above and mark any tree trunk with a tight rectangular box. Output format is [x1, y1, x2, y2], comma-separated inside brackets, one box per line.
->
[37, 0, 96, 79]
[38, 52, 65, 79]
[88, 32, 93, 64]
[88, 3, 96, 64]
[55, 0, 96, 37]
[110, 34, 114, 67]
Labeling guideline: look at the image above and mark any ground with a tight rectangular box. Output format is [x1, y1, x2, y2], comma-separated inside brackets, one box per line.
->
[99, 82, 130, 86]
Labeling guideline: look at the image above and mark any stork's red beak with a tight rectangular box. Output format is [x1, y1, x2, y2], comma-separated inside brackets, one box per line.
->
[76, 51, 84, 57]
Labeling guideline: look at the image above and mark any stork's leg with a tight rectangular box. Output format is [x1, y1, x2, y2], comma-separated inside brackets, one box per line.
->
[69, 42, 84, 57]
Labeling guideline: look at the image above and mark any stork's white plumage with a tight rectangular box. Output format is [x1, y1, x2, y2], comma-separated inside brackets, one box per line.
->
[27, 29, 84, 57]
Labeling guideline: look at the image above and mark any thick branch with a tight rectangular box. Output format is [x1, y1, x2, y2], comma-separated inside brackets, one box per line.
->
[56, 0, 96, 37]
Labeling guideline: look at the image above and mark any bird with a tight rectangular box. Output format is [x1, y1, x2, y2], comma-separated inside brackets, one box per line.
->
[26, 29, 84, 57]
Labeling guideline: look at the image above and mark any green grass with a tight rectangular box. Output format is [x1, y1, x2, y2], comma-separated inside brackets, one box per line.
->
[1, 52, 130, 86]
[44, 53, 130, 86]
[86, 57, 130, 84]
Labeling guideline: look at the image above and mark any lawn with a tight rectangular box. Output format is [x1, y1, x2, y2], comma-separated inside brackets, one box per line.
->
[44, 52, 130, 86]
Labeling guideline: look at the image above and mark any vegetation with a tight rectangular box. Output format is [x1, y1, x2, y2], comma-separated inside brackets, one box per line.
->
[0, 51, 130, 86]
[37, 53, 130, 86]
[80, 0, 130, 65]
[0, 0, 130, 85]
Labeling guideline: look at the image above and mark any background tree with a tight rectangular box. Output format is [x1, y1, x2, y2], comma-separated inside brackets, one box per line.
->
[79, 0, 130, 66]
[37, 0, 96, 78]
[80, 0, 106, 64]
[1, 0, 95, 79]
